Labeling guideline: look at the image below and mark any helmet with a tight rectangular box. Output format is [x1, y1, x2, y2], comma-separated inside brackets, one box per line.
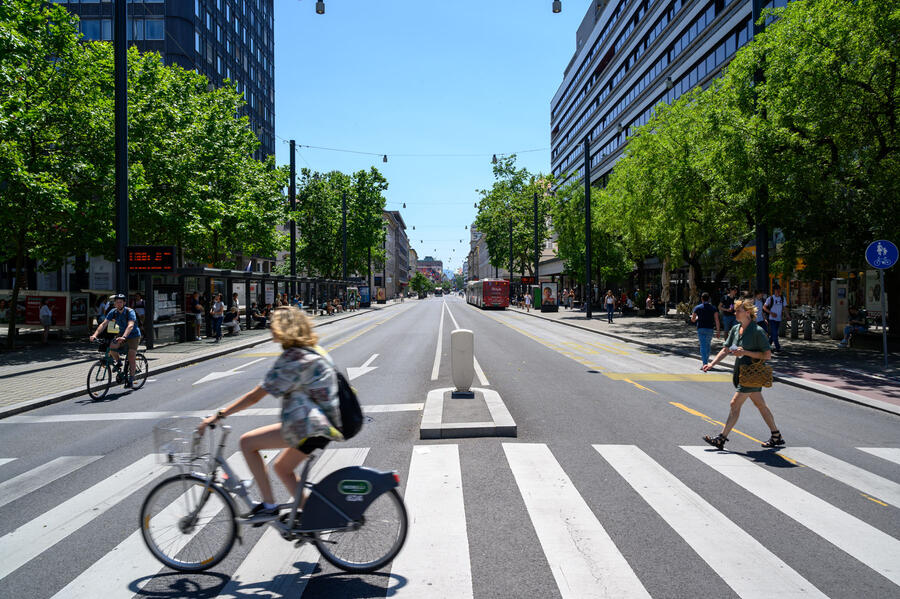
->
[114, 293, 127, 300]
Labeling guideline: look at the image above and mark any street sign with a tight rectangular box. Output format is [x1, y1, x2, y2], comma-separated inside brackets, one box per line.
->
[127, 246, 176, 272]
[865, 240, 898, 270]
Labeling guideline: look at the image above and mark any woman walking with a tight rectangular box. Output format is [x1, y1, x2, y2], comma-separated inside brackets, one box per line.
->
[604, 290, 616, 323]
[210, 293, 225, 342]
[702, 298, 784, 450]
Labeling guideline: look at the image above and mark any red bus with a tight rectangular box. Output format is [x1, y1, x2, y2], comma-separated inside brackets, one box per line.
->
[466, 279, 510, 309]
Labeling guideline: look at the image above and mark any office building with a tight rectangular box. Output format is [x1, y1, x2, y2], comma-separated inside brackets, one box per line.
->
[376, 211, 409, 298]
[417, 257, 443, 285]
[551, 0, 759, 187]
[57, 0, 275, 159]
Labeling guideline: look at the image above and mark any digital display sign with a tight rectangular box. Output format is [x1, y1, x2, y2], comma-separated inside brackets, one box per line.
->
[127, 246, 176, 272]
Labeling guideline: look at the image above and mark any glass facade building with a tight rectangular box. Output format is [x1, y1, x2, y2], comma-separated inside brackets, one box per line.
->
[56, 0, 275, 160]
[550, 0, 788, 187]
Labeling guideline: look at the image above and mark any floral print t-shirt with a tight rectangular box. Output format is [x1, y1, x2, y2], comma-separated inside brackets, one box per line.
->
[261, 345, 343, 446]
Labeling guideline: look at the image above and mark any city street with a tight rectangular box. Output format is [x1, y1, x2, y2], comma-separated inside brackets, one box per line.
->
[0, 295, 898, 598]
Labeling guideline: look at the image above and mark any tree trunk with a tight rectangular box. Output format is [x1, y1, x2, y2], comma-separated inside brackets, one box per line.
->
[6, 229, 27, 350]
[660, 256, 671, 310]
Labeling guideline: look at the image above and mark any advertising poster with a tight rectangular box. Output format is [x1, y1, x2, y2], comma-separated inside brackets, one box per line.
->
[866, 269, 887, 317]
[376, 287, 386, 303]
[540, 282, 558, 312]
[70, 294, 89, 327]
[232, 282, 246, 304]
[26, 295, 67, 326]
[264, 282, 275, 305]
[359, 285, 371, 307]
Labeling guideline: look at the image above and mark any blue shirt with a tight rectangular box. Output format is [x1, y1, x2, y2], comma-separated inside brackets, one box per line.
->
[105, 307, 141, 338]
[692, 302, 718, 330]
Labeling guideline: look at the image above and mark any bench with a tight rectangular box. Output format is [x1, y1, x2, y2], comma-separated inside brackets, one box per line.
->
[848, 331, 898, 351]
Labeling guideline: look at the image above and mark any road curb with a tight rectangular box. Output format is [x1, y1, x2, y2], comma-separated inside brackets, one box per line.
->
[0, 304, 400, 420]
[509, 308, 900, 417]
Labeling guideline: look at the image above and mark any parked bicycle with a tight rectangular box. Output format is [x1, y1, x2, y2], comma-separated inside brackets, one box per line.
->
[140, 419, 408, 573]
[86, 338, 148, 400]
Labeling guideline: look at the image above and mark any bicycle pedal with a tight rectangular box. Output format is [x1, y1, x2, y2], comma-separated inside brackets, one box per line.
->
[293, 538, 309, 548]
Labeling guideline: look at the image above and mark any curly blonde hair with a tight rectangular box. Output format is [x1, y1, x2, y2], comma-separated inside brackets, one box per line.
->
[735, 298, 757, 319]
[269, 306, 318, 349]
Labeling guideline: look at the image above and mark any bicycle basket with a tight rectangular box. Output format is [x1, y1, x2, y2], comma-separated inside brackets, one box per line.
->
[153, 418, 206, 464]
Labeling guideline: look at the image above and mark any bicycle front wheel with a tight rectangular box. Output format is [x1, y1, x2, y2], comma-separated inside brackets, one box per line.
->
[140, 473, 237, 572]
[86, 361, 111, 401]
[132, 353, 149, 390]
[314, 488, 408, 573]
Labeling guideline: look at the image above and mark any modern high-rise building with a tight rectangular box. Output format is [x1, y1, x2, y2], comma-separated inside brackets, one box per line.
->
[551, 0, 764, 188]
[57, 0, 275, 160]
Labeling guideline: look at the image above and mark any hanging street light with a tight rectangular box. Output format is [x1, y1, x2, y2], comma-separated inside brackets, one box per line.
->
[552, 1, 562, 13]
[316, 1, 325, 14]
[383, 154, 388, 163]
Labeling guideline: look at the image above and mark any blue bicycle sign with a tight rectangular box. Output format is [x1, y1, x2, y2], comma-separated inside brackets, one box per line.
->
[865, 240, 898, 270]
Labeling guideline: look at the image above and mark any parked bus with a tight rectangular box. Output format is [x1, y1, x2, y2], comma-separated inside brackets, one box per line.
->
[466, 279, 510, 309]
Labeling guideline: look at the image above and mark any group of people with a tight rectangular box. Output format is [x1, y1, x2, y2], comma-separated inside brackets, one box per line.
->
[600, 289, 663, 323]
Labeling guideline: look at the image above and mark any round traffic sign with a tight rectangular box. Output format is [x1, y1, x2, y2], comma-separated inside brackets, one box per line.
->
[866, 240, 898, 269]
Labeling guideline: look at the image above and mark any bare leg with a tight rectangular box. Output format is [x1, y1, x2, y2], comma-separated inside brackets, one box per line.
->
[239, 423, 290, 504]
[748, 392, 778, 432]
[127, 348, 137, 378]
[273, 448, 308, 502]
[721, 392, 750, 438]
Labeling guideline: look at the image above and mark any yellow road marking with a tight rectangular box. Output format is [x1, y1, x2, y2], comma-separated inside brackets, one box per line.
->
[669, 402, 799, 465]
[587, 341, 628, 355]
[622, 378, 658, 394]
[605, 373, 732, 382]
[861, 493, 888, 507]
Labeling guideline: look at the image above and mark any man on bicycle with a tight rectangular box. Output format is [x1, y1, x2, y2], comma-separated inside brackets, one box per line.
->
[90, 293, 142, 389]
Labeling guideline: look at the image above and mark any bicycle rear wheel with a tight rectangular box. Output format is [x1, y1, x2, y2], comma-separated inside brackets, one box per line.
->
[140, 473, 237, 572]
[132, 353, 149, 390]
[314, 488, 408, 573]
[86, 361, 111, 401]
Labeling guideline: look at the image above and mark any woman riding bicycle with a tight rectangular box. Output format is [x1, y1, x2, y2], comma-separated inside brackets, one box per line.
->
[197, 306, 343, 524]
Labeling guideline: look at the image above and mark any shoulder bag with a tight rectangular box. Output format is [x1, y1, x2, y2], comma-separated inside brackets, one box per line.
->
[739, 359, 773, 388]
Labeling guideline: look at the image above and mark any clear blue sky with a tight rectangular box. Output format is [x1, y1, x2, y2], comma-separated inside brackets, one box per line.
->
[274, 0, 587, 275]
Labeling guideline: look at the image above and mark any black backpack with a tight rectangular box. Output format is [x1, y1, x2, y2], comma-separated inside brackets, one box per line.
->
[334, 370, 363, 439]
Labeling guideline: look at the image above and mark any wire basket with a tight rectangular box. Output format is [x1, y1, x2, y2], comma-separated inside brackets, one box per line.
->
[153, 418, 205, 464]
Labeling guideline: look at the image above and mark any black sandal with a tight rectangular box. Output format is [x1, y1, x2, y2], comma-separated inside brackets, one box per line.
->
[703, 434, 728, 450]
[761, 431, 785, 448]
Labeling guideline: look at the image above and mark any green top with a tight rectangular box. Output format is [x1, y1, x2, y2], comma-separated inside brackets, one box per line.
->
[724, 320, 771, 370]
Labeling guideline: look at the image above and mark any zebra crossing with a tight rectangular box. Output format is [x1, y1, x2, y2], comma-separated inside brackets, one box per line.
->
[0, 442, 898, 598]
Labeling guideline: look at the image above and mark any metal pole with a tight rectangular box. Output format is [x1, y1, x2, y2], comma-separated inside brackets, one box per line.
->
[368, 246, 372, 292]
[583, 136, 592, 320]
[533, 191, 540, 285]
[881, 268, 888, 369]
[289, 140, 296, 295]
[752, 0, 769, 295]
[509, 217, 513, 303]
[114, 0, 128, 295]
[342, 190, 348, 282]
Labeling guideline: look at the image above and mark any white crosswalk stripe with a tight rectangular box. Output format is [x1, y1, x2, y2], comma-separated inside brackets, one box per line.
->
[596, 445, 826, 598]
[858, 447, 900, 467]
[503, 442, 651, 599]
[389, 444, 472, 598]
[0, 456, 101, 510]
[0, 454, 167, 582]
[684, 446, 900, 586]
[781, 447, 900, 507]
[0, 458, 16, 467]
[51, 450, 279, 599]
[217, 447, 370, 598]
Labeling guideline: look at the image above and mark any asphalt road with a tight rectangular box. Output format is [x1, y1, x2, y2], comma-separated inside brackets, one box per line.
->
[0, 295, 898, 598]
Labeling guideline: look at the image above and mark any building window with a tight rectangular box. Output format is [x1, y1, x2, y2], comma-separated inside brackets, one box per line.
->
[195, 0, 201, 17]
[101, 19, 112, 41]
[195, 30, 201, 53]
[145, 18, 164, 41]
[80, 19, 101, 40]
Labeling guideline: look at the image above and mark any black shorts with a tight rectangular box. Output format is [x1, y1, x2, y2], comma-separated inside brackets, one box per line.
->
[296, 437, 331, 454]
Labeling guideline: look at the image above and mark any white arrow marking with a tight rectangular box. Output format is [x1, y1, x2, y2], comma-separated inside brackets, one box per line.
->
[192, 357, 267, 386]
[346, 353, 379, 381]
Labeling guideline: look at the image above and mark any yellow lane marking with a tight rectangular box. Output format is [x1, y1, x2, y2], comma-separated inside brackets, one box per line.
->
[604, 373, 732, 382]
[669, 402, 799, 465]
[325, 308, 407, 352]
[861, 493, 888, 507]
[587, 341, 629, 355]
[622, 378, 658, 394]
[561, 341, 600, 355]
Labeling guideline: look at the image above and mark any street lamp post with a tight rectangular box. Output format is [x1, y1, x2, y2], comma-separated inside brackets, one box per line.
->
[533, 191, 539, 285]
[508, 217, 513, 303]
[114, 0, 128, 295]
[342, 190, 348, 282]
[583, 135, 592, 320]
[289, 140, 297, 295]
[751, 0, 769, 295]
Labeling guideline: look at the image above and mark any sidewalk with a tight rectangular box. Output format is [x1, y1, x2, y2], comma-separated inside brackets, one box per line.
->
[0, 302, 401, 418]
[509, 305, 900, 416]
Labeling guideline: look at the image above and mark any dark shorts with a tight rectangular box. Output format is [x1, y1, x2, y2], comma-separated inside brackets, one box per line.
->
[111, 337, 140, 351]
[296, 436, 331, 454]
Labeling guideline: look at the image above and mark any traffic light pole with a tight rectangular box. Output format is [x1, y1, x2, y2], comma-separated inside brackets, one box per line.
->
[114, 0, 128, 295]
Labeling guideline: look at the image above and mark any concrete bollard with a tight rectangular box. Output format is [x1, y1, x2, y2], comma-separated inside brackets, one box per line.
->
[450, 329, 475, 398]
[803, 317, 813, 341]
[790, 317, 799, 339]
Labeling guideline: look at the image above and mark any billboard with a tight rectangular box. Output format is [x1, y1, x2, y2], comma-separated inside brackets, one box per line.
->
[540, 282, 558, 312]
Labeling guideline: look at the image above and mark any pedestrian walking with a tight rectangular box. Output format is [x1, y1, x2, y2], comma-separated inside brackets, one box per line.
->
[690, 292, 721, 368]
[39, 298, 53, 344]
[210, 293, 225, 342]
[763, 284, 788, 352]
[719, 286, 738, 333]
[190, 291, 204, 340]
[701, 298, 784, 450]
[524, 292, 532, 312]
[753, 290, 769, 335]
[561, 288, 568, 310]
[133, 293, 146, 330]
[604, 290, 615, 323]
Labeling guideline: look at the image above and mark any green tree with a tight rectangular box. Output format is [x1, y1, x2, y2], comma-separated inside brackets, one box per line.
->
[409, 271, 433, 295]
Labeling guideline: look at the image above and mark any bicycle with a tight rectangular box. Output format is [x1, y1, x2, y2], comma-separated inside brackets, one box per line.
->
[86, 338, 149, 400]
[140, 419, 408, 573]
